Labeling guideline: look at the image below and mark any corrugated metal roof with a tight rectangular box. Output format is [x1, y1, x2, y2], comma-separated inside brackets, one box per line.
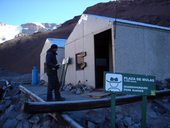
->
[84, 14, 170, 31]
[47, 38, 66, 47]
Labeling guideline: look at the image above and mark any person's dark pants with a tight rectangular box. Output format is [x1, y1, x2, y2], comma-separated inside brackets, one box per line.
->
[0, 88, 4, 100]
[47, 74, 61, 101]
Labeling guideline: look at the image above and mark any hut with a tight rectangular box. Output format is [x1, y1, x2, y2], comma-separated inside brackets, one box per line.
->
[64, 14, 170, 89]
[40, 38, 66, 82]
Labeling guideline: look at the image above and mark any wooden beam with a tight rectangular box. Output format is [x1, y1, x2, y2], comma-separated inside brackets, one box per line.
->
[24, 89, 170, 113]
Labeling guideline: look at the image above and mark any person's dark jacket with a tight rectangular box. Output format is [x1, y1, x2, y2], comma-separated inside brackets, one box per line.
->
[45, 49, 59, 76]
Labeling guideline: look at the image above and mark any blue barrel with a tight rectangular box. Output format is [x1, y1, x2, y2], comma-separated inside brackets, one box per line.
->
[32, 66, 38, 85]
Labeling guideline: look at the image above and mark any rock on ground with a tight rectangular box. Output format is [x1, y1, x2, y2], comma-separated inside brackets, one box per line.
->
[0, 84, 70, 128]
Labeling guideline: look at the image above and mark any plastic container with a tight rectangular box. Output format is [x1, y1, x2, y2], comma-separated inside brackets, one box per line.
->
[32, 66, 38, 85]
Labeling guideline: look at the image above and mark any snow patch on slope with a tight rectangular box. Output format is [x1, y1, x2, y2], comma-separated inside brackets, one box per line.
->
[0, 22, 59, 44]
[0, 24, 22, 44]
[32, 22, 45, 28]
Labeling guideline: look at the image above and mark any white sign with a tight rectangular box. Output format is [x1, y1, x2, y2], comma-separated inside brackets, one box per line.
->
[105, 73, 123, 92]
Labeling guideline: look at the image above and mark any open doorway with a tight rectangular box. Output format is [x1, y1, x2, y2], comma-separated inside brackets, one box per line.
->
[94, 29, 113, 88]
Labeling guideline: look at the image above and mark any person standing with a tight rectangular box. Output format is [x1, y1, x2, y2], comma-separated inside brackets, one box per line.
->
[45, 44, 61, 101]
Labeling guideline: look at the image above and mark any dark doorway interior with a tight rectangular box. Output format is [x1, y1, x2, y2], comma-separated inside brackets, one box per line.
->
[94, 29, 113, 88]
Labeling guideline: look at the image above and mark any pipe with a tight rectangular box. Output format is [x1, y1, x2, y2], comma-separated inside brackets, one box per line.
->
[62, 114, 83, 128]
[24, 89, 170, 113]
[19, 85, 44, 102]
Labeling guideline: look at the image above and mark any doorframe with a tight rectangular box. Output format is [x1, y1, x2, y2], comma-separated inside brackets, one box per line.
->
[93, 28, 113, 88]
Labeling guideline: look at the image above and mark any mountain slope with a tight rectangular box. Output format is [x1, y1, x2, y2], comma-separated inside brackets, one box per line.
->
[0, 0, 170, 73]
[0, 22, 59, 43]
[84, 0, 170, 27]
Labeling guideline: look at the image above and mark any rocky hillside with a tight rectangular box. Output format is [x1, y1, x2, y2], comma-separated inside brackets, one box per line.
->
[0, 0, 170, 73]
[84, 0, 170, 27]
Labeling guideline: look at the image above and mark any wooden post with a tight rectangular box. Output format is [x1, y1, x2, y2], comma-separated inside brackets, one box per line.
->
[111, 94, 116, 128]
[141, 95, 147, 128]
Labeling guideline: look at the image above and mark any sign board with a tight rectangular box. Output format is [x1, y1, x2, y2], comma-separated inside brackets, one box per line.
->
[76, 52, 87, 70]
[104, 73, 156, 95]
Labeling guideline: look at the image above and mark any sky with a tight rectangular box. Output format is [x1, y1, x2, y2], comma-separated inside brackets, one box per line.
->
[0, 0, 111, 25]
